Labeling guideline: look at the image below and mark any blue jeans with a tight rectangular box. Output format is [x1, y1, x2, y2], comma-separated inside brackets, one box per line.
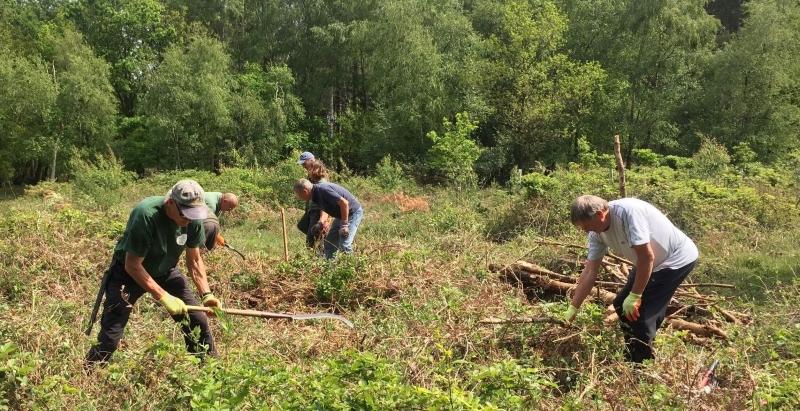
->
[324, 207, 364, 259]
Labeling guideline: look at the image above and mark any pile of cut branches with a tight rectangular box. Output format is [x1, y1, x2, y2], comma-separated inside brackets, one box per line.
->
[490, 245, 750, 344]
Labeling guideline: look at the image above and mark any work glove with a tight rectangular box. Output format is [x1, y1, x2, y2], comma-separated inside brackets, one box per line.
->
[202, 292, 221, 309]
[202, 292, 221, 317]
[158, 293, 188, 316]
[215, 233, 226, 247]
[564, 304, 578, 324]
[622, 292, 642, 321]
[339, 223, 350, 238]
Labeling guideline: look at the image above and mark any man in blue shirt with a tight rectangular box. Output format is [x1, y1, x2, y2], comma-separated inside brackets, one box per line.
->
[293, 179, 364, 259]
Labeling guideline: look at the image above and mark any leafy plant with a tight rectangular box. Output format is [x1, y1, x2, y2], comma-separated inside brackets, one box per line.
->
[374, 155, 405, 190]
[425, 112, 482, 188]
[70, 152, 136, 208]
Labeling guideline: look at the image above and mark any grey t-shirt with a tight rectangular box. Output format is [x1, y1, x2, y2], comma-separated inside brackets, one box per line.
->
[587, 198, 698, 271]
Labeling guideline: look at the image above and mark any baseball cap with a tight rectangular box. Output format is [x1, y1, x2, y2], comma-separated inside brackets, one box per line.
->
[167, 179, 208, 220]
[297, 151, 315, 165]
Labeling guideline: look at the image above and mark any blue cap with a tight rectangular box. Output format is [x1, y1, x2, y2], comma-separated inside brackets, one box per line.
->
[297, 151, 315, 165]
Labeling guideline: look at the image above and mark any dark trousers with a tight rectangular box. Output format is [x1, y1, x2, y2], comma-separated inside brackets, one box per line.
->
[85, 260, 216, 365]
[613, 260, 697, 363]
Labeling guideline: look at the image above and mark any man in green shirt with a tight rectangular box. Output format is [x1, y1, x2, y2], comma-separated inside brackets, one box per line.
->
[203, 192, 238, 250]
[204, 192, 238, 218]
[85, 180, 223, 367]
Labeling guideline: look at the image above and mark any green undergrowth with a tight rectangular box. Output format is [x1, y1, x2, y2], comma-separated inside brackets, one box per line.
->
[0, 160, 798, 409]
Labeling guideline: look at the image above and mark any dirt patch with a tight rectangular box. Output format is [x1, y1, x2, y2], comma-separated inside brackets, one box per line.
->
[378, 192, 430, 212]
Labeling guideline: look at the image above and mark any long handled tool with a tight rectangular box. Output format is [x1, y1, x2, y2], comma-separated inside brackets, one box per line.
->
[223, 243, 246, 260]
[187, 305, 354, 328]
[85, 268, 112, 336]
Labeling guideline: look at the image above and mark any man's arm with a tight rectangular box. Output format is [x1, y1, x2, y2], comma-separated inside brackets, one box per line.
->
[630, 243, 654, 294]
[337, 197, 350, 223]
[125, 252, 167, 298]
[185, 247, 211, 295]
[569, 259, 602, 309]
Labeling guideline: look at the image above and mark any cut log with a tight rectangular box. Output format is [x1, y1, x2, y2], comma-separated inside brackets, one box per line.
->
[668, 318, 728, 339]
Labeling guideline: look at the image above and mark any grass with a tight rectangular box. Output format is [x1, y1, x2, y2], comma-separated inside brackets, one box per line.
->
[0, 163, 798, 409]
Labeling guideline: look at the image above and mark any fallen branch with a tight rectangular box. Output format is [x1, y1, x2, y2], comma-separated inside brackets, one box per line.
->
[681, 282, 736, 289]
[668, 318, 728, 339]
[534, 239, 633, 266]
[478, 316, 565, 326]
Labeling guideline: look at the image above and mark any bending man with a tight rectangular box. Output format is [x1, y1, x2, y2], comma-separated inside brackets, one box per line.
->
[565, 195, 698, 363]
[203, 191, 238, 250]
[85, 179, 222, 367]
[293, 178, 364, 259]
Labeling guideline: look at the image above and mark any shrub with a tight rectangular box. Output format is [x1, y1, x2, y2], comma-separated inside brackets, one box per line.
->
[374, 155, 405, 190]
[468, 359, 556, 408]
[632, 148, 661, 167]
[514, 172, 560, 199]
[692, 138, 730, 178]
[315, 255, 364, 305]
[577, 136, 599, 168]
[662, 155, 693, 169]
[425, 112, 482, 188]
[70, 153, 136, 208]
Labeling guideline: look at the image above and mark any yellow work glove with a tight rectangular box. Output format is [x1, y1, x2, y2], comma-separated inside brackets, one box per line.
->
[622, 292, 642, 321]
[202, 292, 221, 309]
[158, 293, 187, 316]
[564, 304, 578, 323]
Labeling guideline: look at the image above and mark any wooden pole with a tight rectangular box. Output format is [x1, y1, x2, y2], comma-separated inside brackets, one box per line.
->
[613, 134, 626, 198]
[280, 207, 289, 262]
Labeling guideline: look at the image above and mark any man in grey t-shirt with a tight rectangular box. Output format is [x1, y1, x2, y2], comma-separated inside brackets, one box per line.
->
[564, 195, 699, 363]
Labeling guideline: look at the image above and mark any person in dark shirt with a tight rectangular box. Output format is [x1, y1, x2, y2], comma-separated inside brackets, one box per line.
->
[293, 178, 364, 259]
[296, 156, 330, 249]
[85, 179, 223, 368]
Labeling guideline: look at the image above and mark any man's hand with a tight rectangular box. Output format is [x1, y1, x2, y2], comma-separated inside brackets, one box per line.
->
[202, 292, 221, 317]
[564, 304, 578, 324]
[215, 233, 225, 247]
[202, 292, 221, 308]
[158, 293, 188, 316]
[622, 292, 642, 321]
[311, 222, 324, 237]
[339, 223, 350, 238]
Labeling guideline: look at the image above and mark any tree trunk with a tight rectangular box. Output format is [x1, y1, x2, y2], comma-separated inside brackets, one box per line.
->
[614, 134, 626, 197]
[49, 137, 59, 182]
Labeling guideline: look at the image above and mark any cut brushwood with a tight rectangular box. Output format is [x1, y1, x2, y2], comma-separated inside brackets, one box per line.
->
[490, 259, 746, 341]
[187, 305, 354, 328]
[478, 316, 566, 326]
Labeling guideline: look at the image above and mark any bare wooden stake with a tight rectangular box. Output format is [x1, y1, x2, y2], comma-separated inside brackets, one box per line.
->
[280, 207, 289, 262]
[614, 134, 626, 198]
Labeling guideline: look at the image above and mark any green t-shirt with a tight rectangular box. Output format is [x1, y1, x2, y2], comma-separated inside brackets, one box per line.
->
[113, 196, 205, 278]
[204, 192, 223, 216]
